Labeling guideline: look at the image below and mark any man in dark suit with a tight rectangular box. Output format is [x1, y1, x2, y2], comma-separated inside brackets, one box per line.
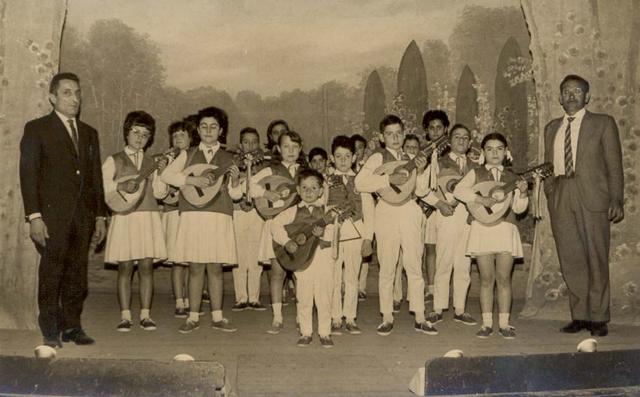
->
[20, 72, 107, 348]
[544, 74, 624, 337]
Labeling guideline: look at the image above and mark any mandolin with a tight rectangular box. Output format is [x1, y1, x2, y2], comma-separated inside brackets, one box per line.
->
[106, 148, 179, 213]
[181, 149, 269, 208]
[273, 204, 355, 272]
[374, 135, 450, 205]
[254, 175, 299, 219]
[466, 162, 553, 226]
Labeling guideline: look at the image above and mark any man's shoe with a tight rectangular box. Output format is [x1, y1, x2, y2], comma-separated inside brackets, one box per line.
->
[358, 291, 367, 301]
[297, 335, 312, 347]
[426, 312, 443, 324]
[174, 307, 188, 318]
[140, 318, 157, 331]
[116, 319, 132, 332]
[393, 300, 402, 313]
[453, 312, 477, 326]
[376, 321, 393, 336]
[178, 320, 200, 334]
[43, 337, 62, 348]
[560, 320, 588, 333]
[248, 301, 267, 311]
[211, 318, 238, 333]
[498, 325, 517, 339]
[415, 321, 438, 335]
[232, 302, 248, 312]
[345, 322, 362, 335]
[476, 326, 493, 338]
[590, 322, 608, 337]
[319, 335, 334, 348]
[267, 321, 283, 335]
[61, 328, 95, 345]
[331, 320, 343, 335]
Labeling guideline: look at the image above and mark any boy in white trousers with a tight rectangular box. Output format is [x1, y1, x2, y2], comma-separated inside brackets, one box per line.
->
[354, 115, 437, 336]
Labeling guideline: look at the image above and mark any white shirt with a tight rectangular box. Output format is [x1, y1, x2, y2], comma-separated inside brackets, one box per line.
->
[453, 165, 528, 214]
[54, 110, 78, 144]
[553, 107, 585, 176]
[101, 147, 167, 200]
[271, 203, 334, 246]
[326, 168, 375, 240]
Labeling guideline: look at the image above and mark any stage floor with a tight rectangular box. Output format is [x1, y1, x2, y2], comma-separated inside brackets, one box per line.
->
[2, 287, 640, 396]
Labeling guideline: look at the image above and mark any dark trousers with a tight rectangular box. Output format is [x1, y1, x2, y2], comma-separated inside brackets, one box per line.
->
[548, 177, 611, 322]
[36, 210, 92, 339]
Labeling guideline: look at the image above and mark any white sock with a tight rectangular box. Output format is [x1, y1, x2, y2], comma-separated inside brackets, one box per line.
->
[427, 285, 434, 294]
[176, 298, 185, 309]
[188, 312, 199, 322]
[415, 312, 426, 324]
[121, 310, 132, 321]
[499, 313, 510, 329]
[382, 313, 394, 323]
[482, 313, 493, 328]
[454, 308, 464, 316]
[212, 310, 223, 322]
[272, 303, 283, 322]
[140, 309, 150, 320]
[346, 317, 355, 324]
[184, 299, 190, 308]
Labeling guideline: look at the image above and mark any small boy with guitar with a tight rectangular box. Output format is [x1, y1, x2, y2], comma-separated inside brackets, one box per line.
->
[271, 168, 338, 348]
[354, 114, 439, 336]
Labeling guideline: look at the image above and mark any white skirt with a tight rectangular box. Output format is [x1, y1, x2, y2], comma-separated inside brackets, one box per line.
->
[172, 211, 237, 265]
[105, 211, 167, 264]
[161, 210, 181, 264]
[465, 221, 523, 258]
[424, 213, 437, 244]
[257, 219, 275, 264]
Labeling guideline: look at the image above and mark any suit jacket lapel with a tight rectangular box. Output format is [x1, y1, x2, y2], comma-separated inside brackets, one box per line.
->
[546, 118, 563, 165]
[49, 112, 79, 161]
[575, 111, 591, 171]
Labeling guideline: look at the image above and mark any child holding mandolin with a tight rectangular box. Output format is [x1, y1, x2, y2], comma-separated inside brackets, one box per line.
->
[271, 168, 336, 348]
[453, 132, 528, 339]
[354, 114, 438, 336]
[102, 111, 168, 332]
[161, 106, 242, 334]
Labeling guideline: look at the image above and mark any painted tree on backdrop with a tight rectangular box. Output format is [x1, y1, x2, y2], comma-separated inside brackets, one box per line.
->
[494, 36, 529, 171]
[363, 70, 386, 135]
[397, 40, 428, 125]
[456, 65, 478, 135]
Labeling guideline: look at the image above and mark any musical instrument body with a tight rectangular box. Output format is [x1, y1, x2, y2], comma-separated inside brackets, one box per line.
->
[466, 162, 553, 226]
[162, 186, 180, 206]
[106, 148, 179, 213]
[273, 205, 353, 272]
[374, 136, 450, 205]
[433, 170, 462, 206]
[254, 175, 298, 219]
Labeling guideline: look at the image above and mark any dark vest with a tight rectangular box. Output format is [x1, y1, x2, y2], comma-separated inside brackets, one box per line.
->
[327, 174, 362, 222]
[437, 154, 474, 176]
[374, 147, 410, 163]
[112, 151, 159, 214]
[286, 204, 325, 238]
[471, 166, 519, 225]
[178, 147, 234, 216]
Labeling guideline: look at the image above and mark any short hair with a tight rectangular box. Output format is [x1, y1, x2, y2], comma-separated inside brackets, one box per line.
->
[560, 74, 590, 93]
[278, 130, 303, 147]
[481, 132, 508, 149]
[266, 119, 290, 150]
[239, 127, 260, 142]
[449, 123, 471, 137]
[297, 168, 324, 187]
[308, 147, 328, 161]
[331, 135, 355, 154]
[379, 114, 404, 133]
[123, 110, 156, 150]
[197, 106, 229, 143]
[49, 72, 80, 94]
[422, 110, 450, 130]
[350, 134, 367, 146]
[403, 133, 420, 146]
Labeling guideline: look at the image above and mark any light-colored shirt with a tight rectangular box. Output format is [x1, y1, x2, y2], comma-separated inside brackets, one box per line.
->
[271, 203, 334, 246]
[553, 107, 585, 176]
[101, 147, 167, 200]
[453, 165, 529, 214]
[326, 168, 375, 240]
[54, 110, 78, 144]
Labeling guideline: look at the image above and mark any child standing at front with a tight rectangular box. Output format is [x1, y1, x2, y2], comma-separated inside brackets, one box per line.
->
[355, 114, 437, 336]
[231, 127, 267, 311]
[103, 111, 168, 332]
[453, 132, 528, 339]
[326, 135, 374, 335]
[161, 106, 242, 334]
[271, 168, 336, 348]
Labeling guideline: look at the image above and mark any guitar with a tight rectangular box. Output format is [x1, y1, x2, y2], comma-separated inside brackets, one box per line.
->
[273, 204, 355, 272]
[106, 148, 179, 213]
[254, 175, 299, 219]
[466, 162, 554, 226]
[374, 135, 450, 205]
[181, 149, 269, 208]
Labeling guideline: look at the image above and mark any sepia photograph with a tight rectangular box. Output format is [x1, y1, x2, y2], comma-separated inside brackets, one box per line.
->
[0, 0, 639, 395]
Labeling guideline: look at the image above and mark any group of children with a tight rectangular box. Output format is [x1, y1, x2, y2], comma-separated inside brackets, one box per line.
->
[102, 106, 529, 347]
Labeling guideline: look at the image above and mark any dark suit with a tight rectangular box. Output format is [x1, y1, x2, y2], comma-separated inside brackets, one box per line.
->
[19, 111, 105, 340]
[544, 110, 624, 322]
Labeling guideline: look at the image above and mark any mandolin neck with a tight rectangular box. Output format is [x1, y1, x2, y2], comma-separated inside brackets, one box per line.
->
[400, 135, 448, 172]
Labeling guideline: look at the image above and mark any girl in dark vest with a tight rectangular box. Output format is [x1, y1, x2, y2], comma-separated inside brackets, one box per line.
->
[453, 132, 528, 340]
[250, 130, 306, 335]
[161, 106, 242, 334]
[102, 111, 168, 332]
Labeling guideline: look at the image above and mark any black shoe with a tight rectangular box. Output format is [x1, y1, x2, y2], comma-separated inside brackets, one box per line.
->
[43, 337, 62, 349]
[61, 328, 95, 345]
[560, 320, 588, 333]
[590, 322, 608, 337]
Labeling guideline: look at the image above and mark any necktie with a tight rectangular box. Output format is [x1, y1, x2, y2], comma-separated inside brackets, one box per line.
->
[133, 151, 140, 169]
[491, 167, 501, 181]
[67, 119, 79, 152]
[564, 117, 575, 176]
[455, 156, 465, 173]
[288, 164, 297, 178]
